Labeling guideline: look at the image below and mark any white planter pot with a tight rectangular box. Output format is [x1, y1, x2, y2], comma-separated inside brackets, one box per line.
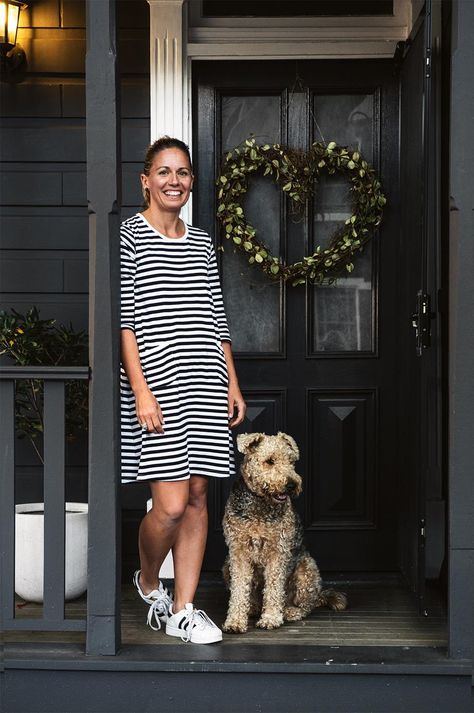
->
[15, 502, 88, 603]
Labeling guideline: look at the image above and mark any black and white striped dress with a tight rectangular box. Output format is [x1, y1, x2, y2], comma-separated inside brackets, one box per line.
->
[120, 212, 236, 483]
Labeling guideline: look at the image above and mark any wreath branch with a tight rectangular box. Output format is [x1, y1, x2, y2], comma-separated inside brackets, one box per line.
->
[216, 136, 386, 287]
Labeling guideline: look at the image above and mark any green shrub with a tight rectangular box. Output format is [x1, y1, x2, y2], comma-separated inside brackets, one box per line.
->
[0, 306, 88, 464]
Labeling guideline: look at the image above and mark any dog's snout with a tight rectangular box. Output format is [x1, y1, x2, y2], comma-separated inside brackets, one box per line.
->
[286, 481, 297, 492]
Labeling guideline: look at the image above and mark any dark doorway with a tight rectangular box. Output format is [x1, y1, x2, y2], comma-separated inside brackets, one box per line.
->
[194, 59, 400, 572]
[193, 42, 444, 612]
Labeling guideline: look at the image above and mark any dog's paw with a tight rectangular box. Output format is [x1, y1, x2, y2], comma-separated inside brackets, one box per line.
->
[284, 606, 305, 622]
[321, 589, 348, 611]
[256, 613, 284, 630]
[222, 618, 248, 634]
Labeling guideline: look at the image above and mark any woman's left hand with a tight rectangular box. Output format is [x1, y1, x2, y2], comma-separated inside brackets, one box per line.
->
[228, 383, 246, 427]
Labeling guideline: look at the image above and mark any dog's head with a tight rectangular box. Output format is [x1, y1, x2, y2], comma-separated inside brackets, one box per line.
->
[236, 431, 302, 503]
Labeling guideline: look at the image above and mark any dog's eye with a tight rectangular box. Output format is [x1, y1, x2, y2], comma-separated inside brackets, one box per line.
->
[265, 458, 274, 465]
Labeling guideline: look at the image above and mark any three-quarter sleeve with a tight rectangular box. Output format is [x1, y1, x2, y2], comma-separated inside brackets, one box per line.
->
[120, 225, 136, 331]
[207, 238, 232, 344]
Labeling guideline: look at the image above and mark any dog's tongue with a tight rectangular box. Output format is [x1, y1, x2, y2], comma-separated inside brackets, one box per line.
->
[274, 494, 288, 501]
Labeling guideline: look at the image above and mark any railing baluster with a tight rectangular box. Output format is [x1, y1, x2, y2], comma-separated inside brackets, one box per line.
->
[0, 367, 88, 633]
[43, 380, 66, 624]
[0, 379, 16, 628]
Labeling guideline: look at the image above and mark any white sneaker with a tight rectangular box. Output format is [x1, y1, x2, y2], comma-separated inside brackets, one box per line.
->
[165, 603, 223, 644]
[132, 569, 173, 631]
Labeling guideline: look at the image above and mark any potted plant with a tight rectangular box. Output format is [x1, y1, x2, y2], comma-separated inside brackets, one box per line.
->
[0, 307, 89, 602]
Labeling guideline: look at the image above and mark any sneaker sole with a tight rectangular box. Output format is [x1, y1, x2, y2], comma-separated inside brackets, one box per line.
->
[165, 623, 222, 644]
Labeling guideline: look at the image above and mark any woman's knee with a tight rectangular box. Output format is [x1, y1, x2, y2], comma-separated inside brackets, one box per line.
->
[148, 480, 189, 525]
[188, 476, 209, 510]
[152, 500, 187, 526]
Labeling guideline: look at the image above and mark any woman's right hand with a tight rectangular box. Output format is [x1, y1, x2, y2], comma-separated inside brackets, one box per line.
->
[135, 386, 165, 433]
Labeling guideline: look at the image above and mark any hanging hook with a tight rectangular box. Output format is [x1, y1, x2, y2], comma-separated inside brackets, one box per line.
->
[287, 64, 326, 145]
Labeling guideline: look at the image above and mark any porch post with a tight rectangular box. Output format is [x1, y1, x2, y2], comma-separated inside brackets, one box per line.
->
[448, 0, 474, 661]
[148, 0, 191, 223]
[85, 0, 122, 655]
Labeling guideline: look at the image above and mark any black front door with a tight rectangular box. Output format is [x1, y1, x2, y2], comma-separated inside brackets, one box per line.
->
[193, 54, 439, 579]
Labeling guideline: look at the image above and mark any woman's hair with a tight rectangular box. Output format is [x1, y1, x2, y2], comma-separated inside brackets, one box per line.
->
[142, 136, 193, 208]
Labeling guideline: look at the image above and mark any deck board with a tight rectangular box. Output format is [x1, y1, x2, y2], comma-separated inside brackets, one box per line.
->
[5, 575, 447, 648]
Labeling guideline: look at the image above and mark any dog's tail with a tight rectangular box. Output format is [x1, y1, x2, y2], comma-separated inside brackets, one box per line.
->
[317, 588, 347, 611]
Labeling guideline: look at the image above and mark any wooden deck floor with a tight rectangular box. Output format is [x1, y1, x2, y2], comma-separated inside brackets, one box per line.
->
[6, 574, 447, 648]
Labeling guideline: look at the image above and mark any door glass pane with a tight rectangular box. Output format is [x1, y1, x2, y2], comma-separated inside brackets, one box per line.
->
[311, 93, 375, 353]
[220, 95, 283, 353]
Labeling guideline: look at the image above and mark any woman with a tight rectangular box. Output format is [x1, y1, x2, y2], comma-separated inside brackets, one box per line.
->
[120, 136, 246, 644]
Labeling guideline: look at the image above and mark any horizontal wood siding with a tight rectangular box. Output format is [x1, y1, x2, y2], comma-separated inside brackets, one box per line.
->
[0, 0, 150, 502]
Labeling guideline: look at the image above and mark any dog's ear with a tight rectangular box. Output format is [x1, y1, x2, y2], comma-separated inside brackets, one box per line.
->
[237, 432, 265, 455]
[276, 431, 300, 461]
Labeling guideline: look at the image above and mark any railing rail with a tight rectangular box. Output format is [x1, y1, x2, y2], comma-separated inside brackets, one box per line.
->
[0, 366, 90, 632]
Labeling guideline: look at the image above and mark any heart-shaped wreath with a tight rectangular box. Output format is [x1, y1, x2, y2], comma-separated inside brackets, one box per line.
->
[216, 136, 386, 286]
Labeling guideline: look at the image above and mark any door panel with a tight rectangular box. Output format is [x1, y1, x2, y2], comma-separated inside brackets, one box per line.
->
[307, 389, 377, 529]
[194, 60, 399, 572]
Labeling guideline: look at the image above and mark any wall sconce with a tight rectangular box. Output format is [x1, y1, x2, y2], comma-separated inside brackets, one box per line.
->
[0, 0, 28, 74]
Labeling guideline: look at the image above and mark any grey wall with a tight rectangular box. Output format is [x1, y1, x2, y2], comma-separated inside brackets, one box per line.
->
[0, 0, 150, 504]
[448, 0, 474, 659]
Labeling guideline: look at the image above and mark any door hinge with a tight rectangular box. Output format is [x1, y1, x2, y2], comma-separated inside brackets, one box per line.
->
[411, 291, 436, 356]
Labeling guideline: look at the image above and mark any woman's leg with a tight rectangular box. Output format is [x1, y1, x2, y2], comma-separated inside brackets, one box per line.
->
[138, 479, 189, 595]
[171, 475, 209, 612]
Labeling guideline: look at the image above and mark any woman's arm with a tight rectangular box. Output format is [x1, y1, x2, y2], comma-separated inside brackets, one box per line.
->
[120, 328, 148, 395]
[121, 329, 165, 433]
[207, 238, 246, 427]
[207, 240, 232, 343]
[222, 340, 246, 428]
[120, 228, 164, 433]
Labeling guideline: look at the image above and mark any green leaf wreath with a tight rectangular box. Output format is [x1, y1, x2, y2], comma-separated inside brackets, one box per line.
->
[216, 136, 386, 286]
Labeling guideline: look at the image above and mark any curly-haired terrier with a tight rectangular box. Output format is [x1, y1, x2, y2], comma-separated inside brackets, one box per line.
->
[222, 431, 347, 633]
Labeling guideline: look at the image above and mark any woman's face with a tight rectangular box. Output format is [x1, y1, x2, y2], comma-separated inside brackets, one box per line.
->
[141, 148, 194, 213]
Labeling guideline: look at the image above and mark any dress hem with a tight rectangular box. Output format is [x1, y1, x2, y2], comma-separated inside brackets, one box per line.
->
[121, 471, 232, 484]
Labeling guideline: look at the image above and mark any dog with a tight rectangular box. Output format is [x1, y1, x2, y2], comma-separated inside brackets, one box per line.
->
[222, 431, 347, 633]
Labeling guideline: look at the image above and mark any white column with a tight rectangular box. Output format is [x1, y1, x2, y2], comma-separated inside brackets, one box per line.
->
[147, 3, 189, 571]
[148, 0, 191, 222]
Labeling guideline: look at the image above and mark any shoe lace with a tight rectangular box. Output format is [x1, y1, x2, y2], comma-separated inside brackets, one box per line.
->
[180, 608, 217, 643]
[146, 595, 169, 631]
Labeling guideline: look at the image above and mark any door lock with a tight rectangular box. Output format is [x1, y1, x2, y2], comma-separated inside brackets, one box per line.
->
[411, 291, 435, 356]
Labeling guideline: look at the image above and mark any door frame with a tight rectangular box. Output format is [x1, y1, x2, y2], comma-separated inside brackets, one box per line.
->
[144, 0, 473, 661]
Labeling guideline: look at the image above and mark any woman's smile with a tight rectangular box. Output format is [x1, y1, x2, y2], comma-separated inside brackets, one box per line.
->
[162, 187, 185, 201]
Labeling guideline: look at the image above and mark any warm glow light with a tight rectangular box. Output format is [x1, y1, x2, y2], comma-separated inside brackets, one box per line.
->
[0, 0, 24, 50]
[0, 3, 6, 40]
[7, 3, 20, 45]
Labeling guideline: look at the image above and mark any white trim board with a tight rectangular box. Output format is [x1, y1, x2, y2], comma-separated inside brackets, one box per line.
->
[186, 42, 401, 60]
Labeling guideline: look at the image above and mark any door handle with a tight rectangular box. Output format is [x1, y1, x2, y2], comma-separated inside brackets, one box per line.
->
[411, 290, 436, 356]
